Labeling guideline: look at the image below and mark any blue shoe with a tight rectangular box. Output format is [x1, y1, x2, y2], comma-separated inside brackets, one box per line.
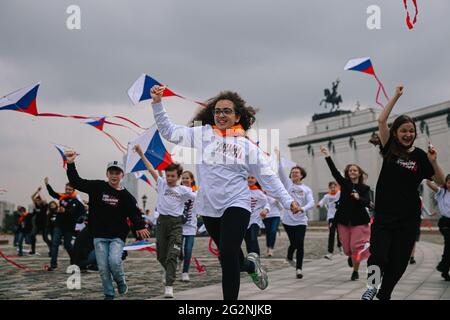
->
[118, 282, 128, 295]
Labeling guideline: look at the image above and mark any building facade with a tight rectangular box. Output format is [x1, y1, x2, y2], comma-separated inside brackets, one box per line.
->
[288, 101, 450, 221]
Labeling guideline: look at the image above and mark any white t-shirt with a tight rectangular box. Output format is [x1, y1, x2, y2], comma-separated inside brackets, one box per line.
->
[266, 195, 282, 219]
[249, 188, 269, 229]
[435, 188, 450, 218]
[182, 190, 198, 236]
[156, 176, 197, 217]
[278, 162, 315, 226]
[318, 192, 341, 221]
[152, 102, 294, 218]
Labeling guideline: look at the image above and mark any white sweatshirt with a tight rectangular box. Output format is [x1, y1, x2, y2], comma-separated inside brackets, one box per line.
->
[152, 102, 294, 218]
[318, 192, 341, 221]
[435, 188, 450, 218]
[249, 188, 270, 229]
[156, 176, 197, 217]
[278, 161, 315, 226]
[266, 195, 283, 219]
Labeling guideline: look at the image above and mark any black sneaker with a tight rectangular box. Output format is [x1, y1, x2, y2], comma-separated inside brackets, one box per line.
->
[347, 257, 353, 268]
[409, 257, 416, 265]
[441, 272, 450, 281]
[351, 271, 359, 281]
[437, 263, 444, 273]
[361, 287, 378, 300]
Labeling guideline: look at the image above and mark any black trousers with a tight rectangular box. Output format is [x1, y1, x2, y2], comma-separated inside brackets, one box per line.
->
[202, 207, 253, 300]
[328, 218, 342, 254]
[367, 218, 419, 300]
[438, 217, 450, 273]
[283, 224, 307, 270]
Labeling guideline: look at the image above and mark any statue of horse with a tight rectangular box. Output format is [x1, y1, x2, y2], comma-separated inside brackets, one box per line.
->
[320, 79, 342, 112]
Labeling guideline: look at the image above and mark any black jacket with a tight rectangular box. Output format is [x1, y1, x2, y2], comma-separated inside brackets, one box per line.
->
[325, 156, 371, 226]
[67, 163, 146, 241]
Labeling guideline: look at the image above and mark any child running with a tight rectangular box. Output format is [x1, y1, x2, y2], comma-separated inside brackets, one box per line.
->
[263, 195, 283, 257]
[275, 149, 314, 279]
[245, 176, 270, 257]
[180, 170, 199, 282]
[320, 146, 371, 281]
[317, 181, 342, 259]
[64, 150, 150, 300]
[361, 85, 445, 300]
[133, 144, 196, 298]
[426, 176, 450, 281]
[149, 85, 299, 300]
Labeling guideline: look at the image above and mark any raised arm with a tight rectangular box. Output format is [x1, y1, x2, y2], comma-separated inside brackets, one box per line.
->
[31, 186, 42, 203]
[320, 146, 346, 186]
[378, 85, 403, 147]
[133, 144, 159, 182]
[427, 146, 445, 186]
[274, 148, 292, 190]
[64, 150, 97, 194]
[45, 177, 61, 200]
[150, 85, 201, 148]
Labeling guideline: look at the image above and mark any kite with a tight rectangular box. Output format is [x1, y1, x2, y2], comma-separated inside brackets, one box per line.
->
[403, 0, 419, 30]
[123, 239, 156, 252]
[84, 117, 128, 154]
[127, 74, 205, 106]
[344, 57, 389, 108]
[134, 171, 153, 188]
[53, 144, 78, 168]
[125, 125, 173, 173]
[1, 83, 148, 152]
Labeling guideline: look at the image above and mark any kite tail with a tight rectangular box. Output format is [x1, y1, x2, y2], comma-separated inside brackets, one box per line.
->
[208, 238, 220, 257]
[373, 73, 389, 108]
[0, 249, 37, 272]
[404, 0, 419, 30]
[102, 131, 127, 154]
[191, 257, 206, 273]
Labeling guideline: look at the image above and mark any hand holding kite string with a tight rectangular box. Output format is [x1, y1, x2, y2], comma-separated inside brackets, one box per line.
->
[150, 85, 165, 104]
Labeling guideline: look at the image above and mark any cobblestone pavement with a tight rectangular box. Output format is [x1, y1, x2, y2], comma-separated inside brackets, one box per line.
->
[0, 231, 445, 300]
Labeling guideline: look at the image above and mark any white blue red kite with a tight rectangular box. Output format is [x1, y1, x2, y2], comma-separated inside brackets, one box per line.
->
[123, 239, 156, 252]
[0, 83, 40, 115]
[134, 171, 154, 189]
[126, 125, 173, 173]
[127, 74, 205, 106]
[53, 144, 78, 168]
[344, 57, 389, 108]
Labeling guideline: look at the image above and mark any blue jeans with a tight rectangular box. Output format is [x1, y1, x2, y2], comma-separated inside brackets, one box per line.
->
[50, 227, 74, 267]
[182, 235, 195, 273]
[94, 238, 125, 298]
[244, 224, 260, 255]
[263, 217, 280, 249]
[17, 232, 31, 255]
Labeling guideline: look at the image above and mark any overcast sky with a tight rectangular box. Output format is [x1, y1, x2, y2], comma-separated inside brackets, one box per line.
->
[1, 0, 450, 208]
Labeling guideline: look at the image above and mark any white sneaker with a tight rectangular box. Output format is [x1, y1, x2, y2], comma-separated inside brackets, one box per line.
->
[181, 272, 190, 282]
[324, 253, 333, 260]
[296, 269, 303, 279]
[164, 286, 174, 298]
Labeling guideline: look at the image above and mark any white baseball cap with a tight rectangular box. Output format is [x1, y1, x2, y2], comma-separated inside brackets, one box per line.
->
[106, 161, 124, 173]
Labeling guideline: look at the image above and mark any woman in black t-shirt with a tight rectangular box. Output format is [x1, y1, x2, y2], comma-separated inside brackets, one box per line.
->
[361, 85, 445, 300]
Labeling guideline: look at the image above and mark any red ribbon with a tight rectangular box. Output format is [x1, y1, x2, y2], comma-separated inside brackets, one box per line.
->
[0, 249, 41, 272]
[403, 0, 419, 30]
[208, 238, 220, 257]
[191, 257, 206, 273]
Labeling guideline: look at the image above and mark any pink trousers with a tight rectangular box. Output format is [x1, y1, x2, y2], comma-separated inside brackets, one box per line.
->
[337, 223, 371, 263]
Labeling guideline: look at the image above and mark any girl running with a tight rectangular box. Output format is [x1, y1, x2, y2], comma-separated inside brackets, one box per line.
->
[317, 181, 342, 259]
[263, 195, 282, 257]
[180, 171, 199, 282]
[361, 85, 445, 300]
[149, 85, 299, 300]
[320, 146, 371, 281]
[245, 176, 269, 256]
[275, 149, 315, 279]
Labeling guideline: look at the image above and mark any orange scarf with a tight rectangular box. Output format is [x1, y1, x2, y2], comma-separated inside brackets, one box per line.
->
[18, 212, 28, 225]
[212, 124, 245, 137]
[249, 184, 261, 190]
[58, 192, 78, 201]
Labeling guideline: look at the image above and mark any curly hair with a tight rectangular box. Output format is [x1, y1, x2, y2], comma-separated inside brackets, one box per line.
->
[190, 91, 257, 131]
